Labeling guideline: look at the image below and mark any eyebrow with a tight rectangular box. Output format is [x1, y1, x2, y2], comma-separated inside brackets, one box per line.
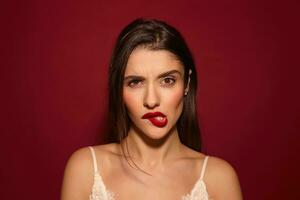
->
[124, 69, 182, 81]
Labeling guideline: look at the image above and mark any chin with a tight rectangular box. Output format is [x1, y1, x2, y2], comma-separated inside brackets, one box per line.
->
[130, 119, 176, 141]
[147, 132, 168, 140]
[140, 125, 174, 141]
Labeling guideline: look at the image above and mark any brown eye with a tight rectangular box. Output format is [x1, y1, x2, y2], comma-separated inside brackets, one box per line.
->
[128, 79, 143, 88]
[161, 77, 176, 86]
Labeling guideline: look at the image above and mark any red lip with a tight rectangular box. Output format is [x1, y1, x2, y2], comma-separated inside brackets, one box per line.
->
[142, 112, 166, 119]
[142, 112, 168, 128]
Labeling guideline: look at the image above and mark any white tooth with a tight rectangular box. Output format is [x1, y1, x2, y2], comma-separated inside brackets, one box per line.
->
[156, 116, 163, 121]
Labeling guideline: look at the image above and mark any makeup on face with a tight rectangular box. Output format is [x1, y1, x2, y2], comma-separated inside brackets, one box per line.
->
[141, 112, 168, 128]
[123, 49, 185, 139]
[124, 69, 181, 89]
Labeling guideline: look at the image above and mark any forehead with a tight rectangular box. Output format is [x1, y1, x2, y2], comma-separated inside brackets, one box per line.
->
[125, 48, 184, 75]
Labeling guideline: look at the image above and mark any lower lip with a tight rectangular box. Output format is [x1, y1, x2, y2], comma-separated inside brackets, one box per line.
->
[147, 117, 168, 127]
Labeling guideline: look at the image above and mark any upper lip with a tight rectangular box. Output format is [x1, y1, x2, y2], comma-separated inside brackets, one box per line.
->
[142, 112, 166, 119]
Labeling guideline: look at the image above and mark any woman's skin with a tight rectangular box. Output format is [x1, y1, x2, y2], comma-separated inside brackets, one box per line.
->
[61, 48, 243, 200]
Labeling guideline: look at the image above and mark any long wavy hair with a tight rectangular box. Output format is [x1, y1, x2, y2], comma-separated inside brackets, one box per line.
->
[107, 18, 201, 166]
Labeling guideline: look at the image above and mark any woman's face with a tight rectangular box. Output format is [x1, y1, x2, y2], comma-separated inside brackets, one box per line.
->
[123, 47, 186, 140]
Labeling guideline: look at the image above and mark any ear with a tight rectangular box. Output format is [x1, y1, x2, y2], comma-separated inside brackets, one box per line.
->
[184, 69, 192, 95]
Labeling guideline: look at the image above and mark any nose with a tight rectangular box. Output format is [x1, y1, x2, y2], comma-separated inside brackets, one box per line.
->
[143, 83, 160, 109]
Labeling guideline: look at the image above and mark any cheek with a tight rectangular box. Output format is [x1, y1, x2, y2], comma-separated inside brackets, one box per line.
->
[123, 90, 139, 115]
[164, 88, 184, 110]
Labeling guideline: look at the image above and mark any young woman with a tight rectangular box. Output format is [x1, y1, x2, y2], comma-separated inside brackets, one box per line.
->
[61, 18, 243, 200]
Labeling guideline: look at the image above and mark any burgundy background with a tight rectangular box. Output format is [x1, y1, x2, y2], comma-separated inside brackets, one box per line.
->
[1, 0, 299, 199]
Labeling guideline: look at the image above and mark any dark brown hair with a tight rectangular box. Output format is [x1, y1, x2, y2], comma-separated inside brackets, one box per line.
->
[107, 18, 201, 159]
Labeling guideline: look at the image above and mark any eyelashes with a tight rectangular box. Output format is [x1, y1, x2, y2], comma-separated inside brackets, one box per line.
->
[127, 79, 143, 87]
[126, 77, 176, 88]
[161, 77, 176, 86]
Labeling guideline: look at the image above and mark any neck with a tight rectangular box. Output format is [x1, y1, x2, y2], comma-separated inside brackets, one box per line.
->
[122, 125, 183, 169]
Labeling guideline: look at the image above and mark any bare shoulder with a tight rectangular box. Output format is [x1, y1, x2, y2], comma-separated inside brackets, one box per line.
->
[61, 146, 94, 200]
[206, 156, 239, 178]
[91, 143, 122, 155]
[61, 144, 120, 200]
[87, 143, 123, 174]
[63, 143, 119, 174]
[205, 156, 243, 200]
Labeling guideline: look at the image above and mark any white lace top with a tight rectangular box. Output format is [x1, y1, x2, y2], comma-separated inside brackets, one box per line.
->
[89, 146, 209, 200]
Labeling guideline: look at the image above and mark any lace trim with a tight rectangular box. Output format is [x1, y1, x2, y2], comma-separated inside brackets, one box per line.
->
[90, 172, 208, 200]
[89, 172, 115, 200]
[181, 180, 209, 200]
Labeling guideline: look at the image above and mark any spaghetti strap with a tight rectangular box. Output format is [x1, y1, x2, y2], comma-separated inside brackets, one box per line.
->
[89, 146, 98, 173]
[200, 156, 209, 180]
